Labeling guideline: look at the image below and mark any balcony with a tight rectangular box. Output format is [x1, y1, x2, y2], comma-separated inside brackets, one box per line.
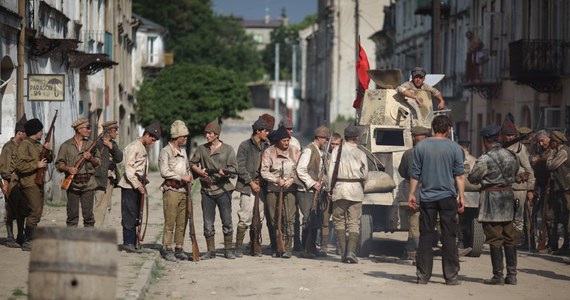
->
[509, 39, 564, 93]
[415, 0, 450, 16]
[463, 51, 503, 100]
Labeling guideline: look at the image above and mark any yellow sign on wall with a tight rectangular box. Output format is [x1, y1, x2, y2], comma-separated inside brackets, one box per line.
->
[28, 74, 65, 101]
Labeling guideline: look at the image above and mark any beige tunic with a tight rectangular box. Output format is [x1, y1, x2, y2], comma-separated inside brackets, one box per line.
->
[261, 145, 300, 192]
[328, 142, 368, 202]
[118, 138, 148, 190]
[158, 142, 191, 193]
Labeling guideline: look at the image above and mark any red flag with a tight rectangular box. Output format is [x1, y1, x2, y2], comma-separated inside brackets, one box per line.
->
[352, 39, 371, 109]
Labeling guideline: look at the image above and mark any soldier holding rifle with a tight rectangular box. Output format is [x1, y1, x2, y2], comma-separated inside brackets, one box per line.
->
[261, 126, 301, 258]
[328, 125, 368, 264]
[190, 118, 238, 260]
[93, 120, 123, 229]
[158, 120, 192, 261]
[56, 118, 101, 228]
[234, 117, 271, 257]
[0, 116, 27, 247]
[118, 122, 161, 253]
[297, 125, 331, 258]
[14, 118, 53, 251]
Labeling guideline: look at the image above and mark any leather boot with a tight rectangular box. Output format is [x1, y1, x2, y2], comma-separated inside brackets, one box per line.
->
[234, 226, 247, 258]
[21, 227, 34, 252]
[16, 218, 25, 245]
[504, 245, 518, 285]
[5, 222, 20, 248]
[224, 234, 235, 259]
[336, 229, 347, 262]
[282, 236, 293, 258]
[345, 232, 359, 263]
[201, 236, 216, 260]
[317, 234, 328, 257]
[484, 246, 504, 285]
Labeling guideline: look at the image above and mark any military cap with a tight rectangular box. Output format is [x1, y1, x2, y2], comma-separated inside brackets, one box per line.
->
[15, 114, 27, 132]
[411, 67, 426, 77]
[204, 118, 221, 135]
[144, 121, 161, 139]
[25, 118, 43, 136]
[280, 118, 294, 129]
[170, 120, 189, 138]
[518, 127, 533, 135]
[314, 126, 331, 138]
[344, 124, 360, 138]
[102, 120, 119, 129]
[71, 118, 89, 130]
[501, 119, 518, 135]
[410, 126, 431, 136]
[269, 126, 290, 144]
[252, 118, 269, 131]
[259, 113, 275, 130]
[551, 130, 567, 143]
[480, 124, 501, 138]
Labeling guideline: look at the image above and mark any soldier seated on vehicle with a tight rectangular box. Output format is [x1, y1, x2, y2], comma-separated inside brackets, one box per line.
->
[396, 67, 446, 110]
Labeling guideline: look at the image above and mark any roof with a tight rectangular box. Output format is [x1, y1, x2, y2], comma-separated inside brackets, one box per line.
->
[132, 13, 168, 34]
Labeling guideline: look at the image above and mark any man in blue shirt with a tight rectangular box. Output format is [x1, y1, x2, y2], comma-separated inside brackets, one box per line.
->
[408, 115, 465, 285]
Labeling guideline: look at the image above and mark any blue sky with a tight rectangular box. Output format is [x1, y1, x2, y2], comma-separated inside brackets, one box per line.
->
[212, 0, 317, 24]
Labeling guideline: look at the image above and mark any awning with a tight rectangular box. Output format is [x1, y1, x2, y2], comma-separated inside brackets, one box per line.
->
[30, 37, 80, 57]
[68, 51, 118, 75]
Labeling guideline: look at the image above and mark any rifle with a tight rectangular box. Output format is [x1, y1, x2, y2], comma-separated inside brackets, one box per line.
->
[328, 139, 344, 214]
[205, 168, 239, 176]
[304, 135, 332, 254]
[250, 184, 262, 255]
[60, 133, 102, 190]
[276, 161, 285, 254]
[136, 165, 149, 250]
[537, 180, 550, 251]
[186, 182, 200, 261]
[35, 110, 58, 185]
[199, 168, 239, 188]
[524, 195, 532, 252]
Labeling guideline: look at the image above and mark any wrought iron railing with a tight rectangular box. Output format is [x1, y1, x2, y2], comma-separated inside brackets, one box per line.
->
[509, 39, 564, 78]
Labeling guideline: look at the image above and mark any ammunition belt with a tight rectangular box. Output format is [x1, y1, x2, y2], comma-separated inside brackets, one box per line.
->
[164, 179, 186, 190]
[73, 174, 91, 184]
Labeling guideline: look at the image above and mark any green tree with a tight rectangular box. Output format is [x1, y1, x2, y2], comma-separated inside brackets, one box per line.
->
[136, 64, 251, 139]
[133, 0, 263, 82]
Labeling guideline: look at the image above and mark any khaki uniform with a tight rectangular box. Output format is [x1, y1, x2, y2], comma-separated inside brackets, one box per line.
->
[398, 147, 421, 254]
[546, 144, 570, 244]
[14, 138, 53, 229]
[158, 142, 191, 248]
[0, 139, 27, 242]
[396, 81, 442, 97]
[56, 137, 101, 227]
[93, 138, 123, 228]
[506, 142, 536, 232]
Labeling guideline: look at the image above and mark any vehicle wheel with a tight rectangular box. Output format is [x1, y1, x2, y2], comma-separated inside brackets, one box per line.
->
[357, 206, 373, 257]
[467, 218, 485, 257]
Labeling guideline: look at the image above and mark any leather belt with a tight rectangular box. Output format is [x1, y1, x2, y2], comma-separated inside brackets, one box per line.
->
[482, 186, 512, 192]
[336, 178, 364, 183]
[164, 179, 186, 190]
[73, 174, 91, 184]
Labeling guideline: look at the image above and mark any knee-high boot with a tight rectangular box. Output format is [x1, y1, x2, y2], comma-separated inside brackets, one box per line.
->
[201, 236, 216, 260]
[336, 229, 347, 262]
[504, 245, 518, 285]
[483, 246, 504, 285]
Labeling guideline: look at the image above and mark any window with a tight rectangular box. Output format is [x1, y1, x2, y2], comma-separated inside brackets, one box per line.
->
[147, 36, 156, 64]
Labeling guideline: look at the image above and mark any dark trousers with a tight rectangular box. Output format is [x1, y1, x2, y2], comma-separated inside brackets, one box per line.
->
[201, 191, 233, 237]
[121, 188, 141, 245]
[416, 196, 460, 282]
[66, 189, 95, 227]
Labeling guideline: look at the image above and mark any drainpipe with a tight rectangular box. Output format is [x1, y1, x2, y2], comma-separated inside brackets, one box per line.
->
[17, 0, 26, 118]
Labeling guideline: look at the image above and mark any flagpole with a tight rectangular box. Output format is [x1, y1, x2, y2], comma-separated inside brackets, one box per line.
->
[274, 43, 280, 128]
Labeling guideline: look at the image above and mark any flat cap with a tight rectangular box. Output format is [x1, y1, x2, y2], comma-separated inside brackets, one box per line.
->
[314, 126, 331, 138]
[480, 124, 501, 138]
[71, 118, 89, 130]
[102, 120, 118, 129]
[252, 118, 270, 131]
[344, 124, 360, 138]
[551, 130, 567, 143]
[518, 127, 533, 135]
[259, 114, 275, 130]
[411, 67, 426, 77]
[205, 118, 221, 135]
[16, 114, 27, 132]
[144, 121, 161, 139]
[170, 120, 189, 138]
[279, 118, 294, 129]
[410, 126, 431, 136]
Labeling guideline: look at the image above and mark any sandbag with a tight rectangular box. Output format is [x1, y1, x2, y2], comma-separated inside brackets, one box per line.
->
[364, 171, 396, 193]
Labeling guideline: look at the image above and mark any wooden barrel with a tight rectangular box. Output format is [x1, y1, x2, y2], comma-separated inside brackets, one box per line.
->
[28, 227, 118, 300]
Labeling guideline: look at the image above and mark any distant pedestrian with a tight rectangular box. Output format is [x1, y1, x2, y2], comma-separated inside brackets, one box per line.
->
[408, 115, 465, 285]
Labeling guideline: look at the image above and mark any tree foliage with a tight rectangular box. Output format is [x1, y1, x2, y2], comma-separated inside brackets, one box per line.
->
[133, 0, 263, 82]
[136, 64, 251, 139]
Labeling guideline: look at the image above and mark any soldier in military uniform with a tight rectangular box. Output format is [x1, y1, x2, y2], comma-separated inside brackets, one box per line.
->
[297, 125, 331, 258]
[158, 120, 192, 261]
[93, 121, 123, 229]
[190, 119, 238, 260]
[468, 125, 519, 285]
[396, 67, 446, 110]
[261, 126, 301, 258]
[0, 116, 27, 247]
[328, 125, 368, 263]
[234, 117, 271, 257]
[500, 118, 535, 244]
[14, 119, 53, 251]
[118, 122, 161, 253]
[545, 131, 570, 254]
[398, 126, 430, 261]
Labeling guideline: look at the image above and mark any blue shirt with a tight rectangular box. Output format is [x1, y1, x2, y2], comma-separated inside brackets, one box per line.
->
[411, 137, 464, 202]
